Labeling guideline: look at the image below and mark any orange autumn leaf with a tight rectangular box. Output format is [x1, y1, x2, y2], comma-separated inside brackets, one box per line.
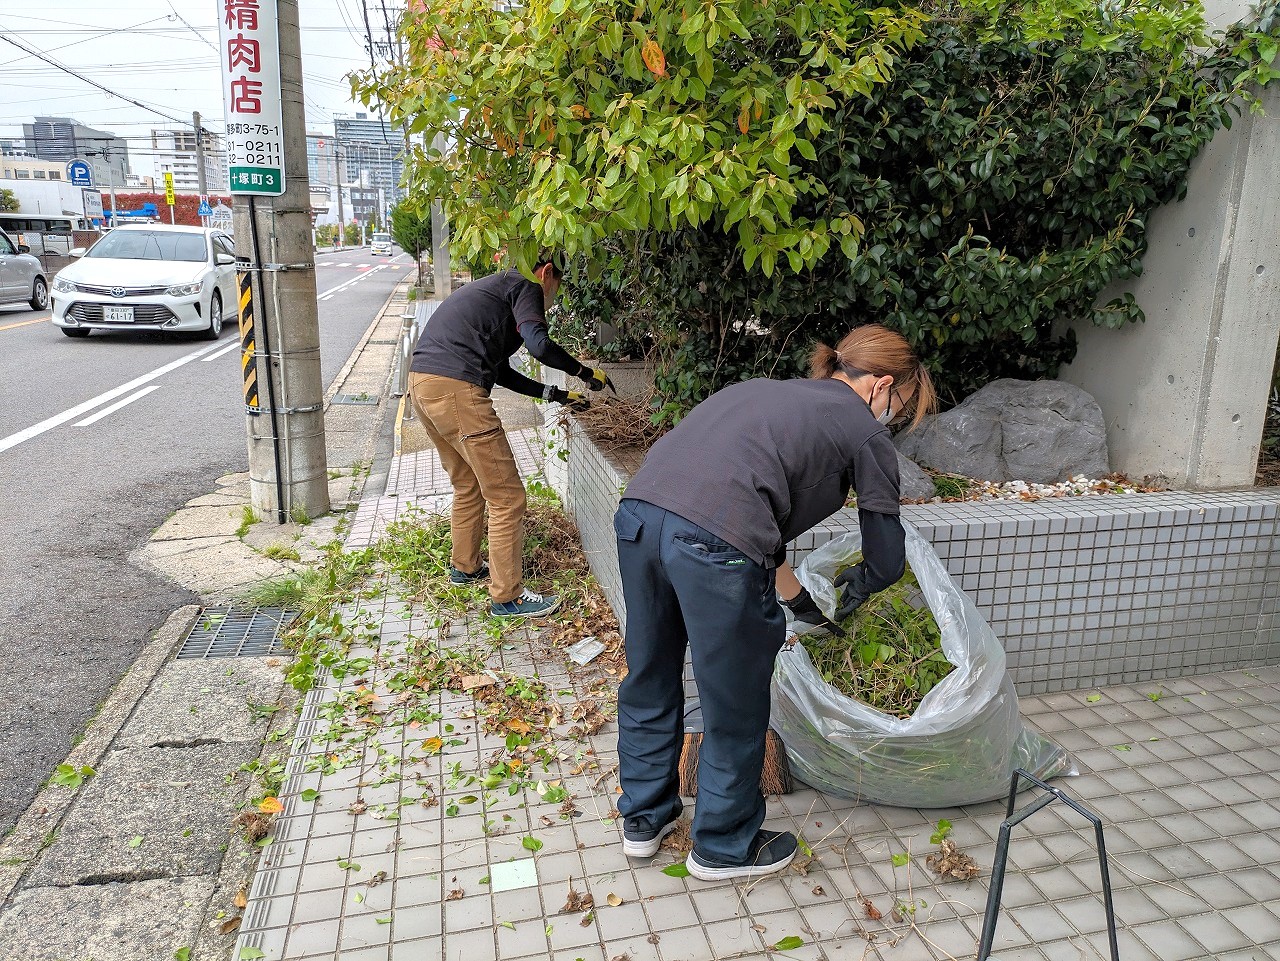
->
[423, 736, 444, 753]
[569, 104, 590, 119]
[258, 797, 284, 814]
[509, 758, 524, 770]
[539, 114, 557, 140]
[641, 39, 666, 78]
[506, 719, 533, 735]
[737, 106, 750, 135]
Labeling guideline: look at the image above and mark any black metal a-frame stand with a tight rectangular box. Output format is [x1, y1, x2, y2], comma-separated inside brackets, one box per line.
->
[977, 769, 1120, 960]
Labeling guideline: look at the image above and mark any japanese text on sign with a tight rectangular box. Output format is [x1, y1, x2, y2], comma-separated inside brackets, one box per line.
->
[219, 0, 285, 196]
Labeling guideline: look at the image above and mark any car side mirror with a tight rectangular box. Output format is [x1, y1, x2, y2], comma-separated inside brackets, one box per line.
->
[69, 248, 86, 258]
[216, 253, 236, 265]
[16, 244, 30, 254]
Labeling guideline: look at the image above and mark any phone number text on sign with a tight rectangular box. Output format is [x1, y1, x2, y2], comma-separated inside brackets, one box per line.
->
[227, 140, 284, 166]
[220, 0, 286, 196]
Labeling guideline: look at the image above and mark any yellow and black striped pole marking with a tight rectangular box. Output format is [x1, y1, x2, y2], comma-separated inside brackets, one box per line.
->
[238, 271, 260, 415]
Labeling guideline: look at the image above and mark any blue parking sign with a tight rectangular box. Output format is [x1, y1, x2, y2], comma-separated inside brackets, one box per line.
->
[67, 160, 93, 187]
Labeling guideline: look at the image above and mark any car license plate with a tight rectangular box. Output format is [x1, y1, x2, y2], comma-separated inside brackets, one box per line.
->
[104, 305, 134, 323]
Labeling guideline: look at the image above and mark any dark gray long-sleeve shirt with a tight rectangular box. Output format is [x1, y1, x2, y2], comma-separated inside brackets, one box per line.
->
[624, 377, 904, 592]
[410, 270, 585, 392]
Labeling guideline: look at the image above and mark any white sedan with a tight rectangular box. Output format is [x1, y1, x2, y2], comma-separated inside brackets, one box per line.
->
[51, 224, 238, 340]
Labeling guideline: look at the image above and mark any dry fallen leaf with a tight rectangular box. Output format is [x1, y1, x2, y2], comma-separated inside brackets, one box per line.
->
[349, 798, 368, 815]
[423, 737, 444, 754]
[606, 893, 623, 907]
[926, 839, 981, 881]
[811, 885, 826, 897]
[647, 933, 660, 944]
[461, 674, 496, 691]
[368, 870, 388, 887]
[257, 797, 283, 815]
[219, 917, 242, 935]
[561, 882, 593, 914]
[233, 889, 248, 910]
[447, 888, 464, 901]
[862, 898, 882, 921]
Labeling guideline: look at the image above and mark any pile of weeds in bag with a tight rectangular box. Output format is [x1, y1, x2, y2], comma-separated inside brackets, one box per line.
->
[773, 523, 1073, 807]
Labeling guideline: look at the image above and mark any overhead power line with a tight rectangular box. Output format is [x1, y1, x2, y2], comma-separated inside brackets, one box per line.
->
[0, 33, 187, 125]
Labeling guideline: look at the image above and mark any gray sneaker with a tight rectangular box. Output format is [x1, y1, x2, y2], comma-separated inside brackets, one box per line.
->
[490, 588, 562, 619]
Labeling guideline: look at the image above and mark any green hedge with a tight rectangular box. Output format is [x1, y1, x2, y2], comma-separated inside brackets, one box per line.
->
[563, 8, 1278, 418]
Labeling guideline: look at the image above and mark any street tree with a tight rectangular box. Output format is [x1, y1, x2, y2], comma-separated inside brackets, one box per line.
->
[0, 189, 18, 213]
[390, 200, 433, 291]
[354, 0, 934, 277]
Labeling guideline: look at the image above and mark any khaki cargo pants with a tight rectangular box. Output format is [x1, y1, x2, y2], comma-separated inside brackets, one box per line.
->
[408, 372, 527, 603]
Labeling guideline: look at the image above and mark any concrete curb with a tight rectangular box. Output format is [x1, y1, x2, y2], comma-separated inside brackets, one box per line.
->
[0, 604, 200, 904]
[322, 261, 412, 408]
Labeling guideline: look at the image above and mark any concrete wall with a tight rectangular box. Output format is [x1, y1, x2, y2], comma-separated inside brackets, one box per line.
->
[1061, 5, 1280, 487]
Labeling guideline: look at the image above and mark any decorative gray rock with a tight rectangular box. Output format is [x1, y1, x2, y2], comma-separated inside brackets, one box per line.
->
[896, 451, 937, 500]
[896, 379, 1109, 483]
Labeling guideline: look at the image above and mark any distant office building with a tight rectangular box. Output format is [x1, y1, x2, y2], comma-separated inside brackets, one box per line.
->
[150, 128, 226, 193]
[348, 186, 382, 226]
[0, 157, 67, 182]
[23, 117, 130, 187]
[306, 132, 344, 188]
[332, 113, 405, 206]
[0, 139, 33, 158]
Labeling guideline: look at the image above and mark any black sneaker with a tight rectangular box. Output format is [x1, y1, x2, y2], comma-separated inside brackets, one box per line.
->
[622, 815, 681, 858]
[448, 561, 489, 585]
[686, 829, 798, 881]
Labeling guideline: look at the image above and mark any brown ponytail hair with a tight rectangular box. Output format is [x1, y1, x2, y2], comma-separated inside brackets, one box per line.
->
[810, 324, 938, 430]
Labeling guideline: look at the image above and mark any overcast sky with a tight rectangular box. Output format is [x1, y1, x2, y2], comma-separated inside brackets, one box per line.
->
[0, 2, 394, 153]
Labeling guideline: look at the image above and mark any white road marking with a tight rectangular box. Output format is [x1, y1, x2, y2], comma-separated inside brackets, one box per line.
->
[0, 339, 225, 455]
[318, 264, 389, 301]
[200, 339, 242, 362]
[73, 385, 162, 427]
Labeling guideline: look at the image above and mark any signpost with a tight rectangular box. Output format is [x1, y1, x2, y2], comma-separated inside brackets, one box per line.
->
[219, 0, 286, 196]
[198, 196, 212, 227]
[163, 171, 176, 223]
[82, 188, 104, 226]
[219, 0, 327, 524]
[66, 160, 93, 188]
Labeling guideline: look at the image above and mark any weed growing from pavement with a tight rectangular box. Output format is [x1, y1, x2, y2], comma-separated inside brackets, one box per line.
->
[261, 544, 302, 563]
[236, 505, 260, 539]
[289, 504, 313, 526]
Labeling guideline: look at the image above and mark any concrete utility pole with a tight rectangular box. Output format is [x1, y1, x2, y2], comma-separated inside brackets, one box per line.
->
[193, 111, 208, 226]
[223, 0, 330, 523]
[431, 133, 450, 300]
[334, 143, 345, 249]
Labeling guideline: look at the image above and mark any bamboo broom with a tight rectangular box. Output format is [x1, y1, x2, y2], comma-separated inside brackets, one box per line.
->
[678, 700, 793, 797]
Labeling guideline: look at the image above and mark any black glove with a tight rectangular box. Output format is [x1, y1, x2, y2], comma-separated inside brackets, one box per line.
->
[579, 365, 618, 394]
[832, 566, 872, 622]
[780, 587, 844, 637]
[544, 385, 590, 410]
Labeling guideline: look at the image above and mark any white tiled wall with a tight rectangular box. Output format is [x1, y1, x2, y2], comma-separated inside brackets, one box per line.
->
[563, 418, 1280, 695]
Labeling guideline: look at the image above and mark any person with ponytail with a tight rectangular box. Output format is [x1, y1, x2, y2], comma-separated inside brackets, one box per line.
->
[612, 324, 937, 881]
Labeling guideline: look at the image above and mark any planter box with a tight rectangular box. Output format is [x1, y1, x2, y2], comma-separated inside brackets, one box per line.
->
[552, 413, 1280, 696]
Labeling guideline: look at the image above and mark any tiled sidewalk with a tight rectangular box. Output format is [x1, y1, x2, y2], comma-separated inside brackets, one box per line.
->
[236, 444, 1280, 961]
[345, 427, 546, 549]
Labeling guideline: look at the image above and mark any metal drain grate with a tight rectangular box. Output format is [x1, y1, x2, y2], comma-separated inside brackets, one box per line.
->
[331, 393, 380, 406]
[176, 607, 296, 659]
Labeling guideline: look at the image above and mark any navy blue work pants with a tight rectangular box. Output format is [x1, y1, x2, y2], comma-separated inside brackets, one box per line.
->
[614, 498, 787, 864]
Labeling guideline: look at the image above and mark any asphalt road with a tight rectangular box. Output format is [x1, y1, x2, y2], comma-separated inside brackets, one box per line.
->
[0, 247, 411, 832]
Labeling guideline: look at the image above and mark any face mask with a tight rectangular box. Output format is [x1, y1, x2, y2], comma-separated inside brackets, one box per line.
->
[876, 393, 894, 426]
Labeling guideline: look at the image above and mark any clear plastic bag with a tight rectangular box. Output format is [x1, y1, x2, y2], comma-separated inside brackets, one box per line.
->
[772, 522, 1074, 807]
